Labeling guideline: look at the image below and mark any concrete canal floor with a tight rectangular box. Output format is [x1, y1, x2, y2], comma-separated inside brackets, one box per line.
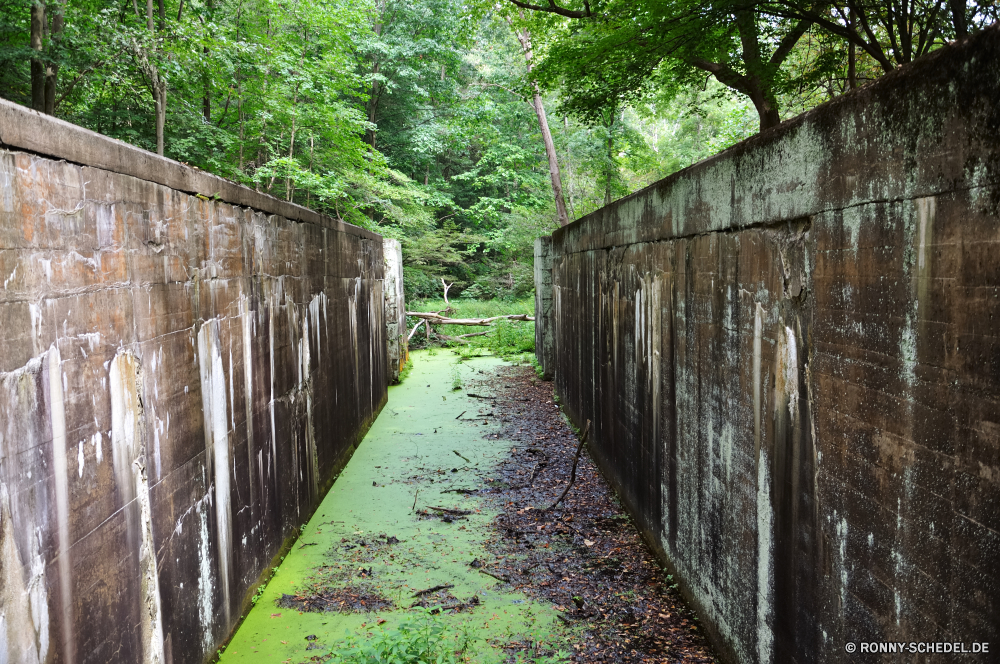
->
[219, 350, 567, 663]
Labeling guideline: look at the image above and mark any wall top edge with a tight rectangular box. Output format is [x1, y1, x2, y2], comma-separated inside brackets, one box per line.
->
[548, 24, 1000, 255]
[0, 97, 382, 243]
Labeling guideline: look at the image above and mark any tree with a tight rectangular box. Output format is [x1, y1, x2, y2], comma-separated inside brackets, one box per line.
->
[508, 13, 570, 225]
[508, 0, 814, 131]
[761, 0, 1000, 73]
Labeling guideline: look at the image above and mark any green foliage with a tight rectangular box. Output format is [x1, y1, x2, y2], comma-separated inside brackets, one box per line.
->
[5, 0, 988, 302]
[408, 297, 535, 360]
[329, 609, 470, 664]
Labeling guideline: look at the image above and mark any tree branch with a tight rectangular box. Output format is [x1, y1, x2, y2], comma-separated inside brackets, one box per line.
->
[768, 18, 812, 68]
[505, 0, 592, 19]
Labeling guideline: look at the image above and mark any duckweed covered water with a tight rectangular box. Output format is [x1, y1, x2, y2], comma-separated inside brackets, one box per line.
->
[220, 350, 569, 663]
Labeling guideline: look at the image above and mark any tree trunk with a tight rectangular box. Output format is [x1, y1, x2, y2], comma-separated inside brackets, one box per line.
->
[43, 0, 64, 114]
[202, 0, 212, 121]
[145, 0, 166, 155]
[747, 80, 781, 130]
[155, 84, 166, 155]
[512, 20, 570, 226]
[531, 86, 570, 225]
[30, 0, 45, 112]
[949, 0, 967, 38]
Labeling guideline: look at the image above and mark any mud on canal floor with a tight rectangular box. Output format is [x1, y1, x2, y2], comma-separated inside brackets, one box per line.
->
[220, 350, 715, 663]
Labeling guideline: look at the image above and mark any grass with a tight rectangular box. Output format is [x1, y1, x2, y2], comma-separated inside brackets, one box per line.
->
[406, 297, 535, 362]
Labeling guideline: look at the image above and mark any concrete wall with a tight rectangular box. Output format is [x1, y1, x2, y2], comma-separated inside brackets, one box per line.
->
[0, 99, 388, 663]
[383, 238, 407, 383]
[539, 27, 1000, 664]
[534, 236, 553, 380]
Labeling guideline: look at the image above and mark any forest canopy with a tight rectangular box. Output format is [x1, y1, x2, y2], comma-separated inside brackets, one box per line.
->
[2, 0, 995, 299]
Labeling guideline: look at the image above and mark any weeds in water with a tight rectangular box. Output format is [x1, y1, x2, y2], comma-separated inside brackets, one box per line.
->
[450, 366, 463, 391]
[329, 609, 470, 663]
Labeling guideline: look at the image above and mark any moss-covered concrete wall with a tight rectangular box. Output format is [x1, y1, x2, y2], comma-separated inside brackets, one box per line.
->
[541, 27, 1000, 664]
[0, 99, 388, 663]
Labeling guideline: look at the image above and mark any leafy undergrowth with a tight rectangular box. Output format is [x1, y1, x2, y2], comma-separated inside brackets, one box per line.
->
[329, 609, 472, 664]
[467, 367, 718, 664]
[406, 298, 535, 361]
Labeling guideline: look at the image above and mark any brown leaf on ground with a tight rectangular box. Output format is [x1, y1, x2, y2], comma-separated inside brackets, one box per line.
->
[470, 366, 717, 664]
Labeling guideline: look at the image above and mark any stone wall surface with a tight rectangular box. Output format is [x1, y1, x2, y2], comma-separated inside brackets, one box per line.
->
[0, 99, 388, 663]
[534, 236, 553, 379]
[539, 27, 1000, 664]
[383, 238, 407, 383]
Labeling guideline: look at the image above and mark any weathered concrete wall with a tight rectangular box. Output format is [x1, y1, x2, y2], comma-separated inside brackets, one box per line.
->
[543, 27, 1000, 664]
[383, 238, 407, 383]
[534, 236, 553, 379]
[0, 99, 388, 663]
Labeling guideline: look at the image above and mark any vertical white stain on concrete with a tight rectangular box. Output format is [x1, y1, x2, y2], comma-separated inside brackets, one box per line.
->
[782, 327, 799, 423]
[109, 351, 165, 664]
[239, 295, 256, 548]
[753, 305, 763, 457]
[197, 501, 214, 653]
[197, 321, 233, 628]
[752, 305, 775, 664]
[756, 445, 775, 664]
[304, 295, 322, 502]
[0, 484, 50, 664]
[91, 431, 103, 464]
[46, 345, 74, 664]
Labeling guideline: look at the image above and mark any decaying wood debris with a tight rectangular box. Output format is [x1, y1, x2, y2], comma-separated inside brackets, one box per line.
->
[406, 279, 534, 343]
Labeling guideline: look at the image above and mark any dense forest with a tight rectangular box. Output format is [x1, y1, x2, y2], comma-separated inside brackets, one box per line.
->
[1, 0, 995, 300]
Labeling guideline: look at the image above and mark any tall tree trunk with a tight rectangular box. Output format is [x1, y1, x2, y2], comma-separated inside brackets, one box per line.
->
[145, 0, 166, 154]
[202, 0, 212, 121]
[43, 0, 64, 113]
[155, 84, 166, 155]
[949, 0, 967, 37]
[530, 85, 570, 225]
[512, 19, 570, 226]
[30, 0, 45, 112]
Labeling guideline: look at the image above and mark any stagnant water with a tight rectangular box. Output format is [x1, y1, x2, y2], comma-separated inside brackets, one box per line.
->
[220, 350, 568, 662]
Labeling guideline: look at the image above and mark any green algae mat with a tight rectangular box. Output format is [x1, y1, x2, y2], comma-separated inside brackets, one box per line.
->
[220, 350, 569, 663]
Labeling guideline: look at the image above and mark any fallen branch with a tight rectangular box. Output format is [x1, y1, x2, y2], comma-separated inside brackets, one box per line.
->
[407, 319, 426, 342]
[428, 506, 473, 515]
[413, 583, 454, 597]
[478, 569, 510, 583]
[466, 393, 496, 399]
[458, 412, 494, 419]
[453, 450, 471, 463]
[545, 420, 591, 512]
[406, 312, 534, 326]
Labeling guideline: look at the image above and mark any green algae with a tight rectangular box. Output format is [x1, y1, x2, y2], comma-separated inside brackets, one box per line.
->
[220, 351, 571, 663]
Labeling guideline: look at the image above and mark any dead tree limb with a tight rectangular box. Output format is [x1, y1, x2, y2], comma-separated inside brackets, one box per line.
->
[405, 313, 534, 326]
[441, 278, 453, 312]
[407, 318, 426, 342]
[545, 419, 591, 511]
